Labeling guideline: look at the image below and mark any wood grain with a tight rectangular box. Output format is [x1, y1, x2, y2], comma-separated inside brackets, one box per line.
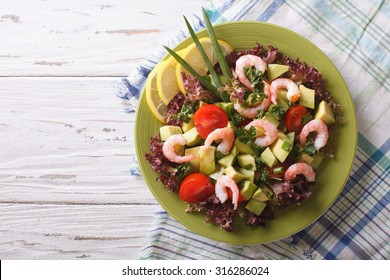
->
[0, 0, 207, 259]
[0, 204, 159, 259]
[0, 0, 206, 77]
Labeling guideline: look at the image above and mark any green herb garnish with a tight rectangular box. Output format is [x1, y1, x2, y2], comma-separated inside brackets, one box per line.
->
[255, 110, 266, 119]
[173, 102, 196, 123]
[183, 16, 221, 88]
[202, 8, 232, 81]
[230, 110, 245, 126]
[270, 105, 286, 119]
[237, 126, 256, 144]
[164, 46, 219, 95]
[243, 65, 263, 89]
[304, 140, 317, 156]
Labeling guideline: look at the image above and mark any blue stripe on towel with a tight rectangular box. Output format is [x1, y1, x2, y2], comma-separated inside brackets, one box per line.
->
[256, 0, 286, 21]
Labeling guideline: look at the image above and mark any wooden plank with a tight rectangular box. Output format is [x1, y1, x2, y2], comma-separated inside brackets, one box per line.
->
[0, 203, 160, 259]
[0, 0, 206, 76]
[0, 77, 159, 204]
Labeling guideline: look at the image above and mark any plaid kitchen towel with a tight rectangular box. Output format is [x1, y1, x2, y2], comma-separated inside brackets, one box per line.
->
[116, 0, 390, 259]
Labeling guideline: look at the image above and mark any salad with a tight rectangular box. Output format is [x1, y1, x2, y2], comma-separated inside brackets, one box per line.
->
[144, 10, 341, 232]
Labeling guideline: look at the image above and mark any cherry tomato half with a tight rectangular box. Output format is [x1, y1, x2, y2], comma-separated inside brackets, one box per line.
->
[284, 105, 309, 132]
[194, 104, 228, 139]
[179, 173, 215, 203]
[227, 188, 247, 203]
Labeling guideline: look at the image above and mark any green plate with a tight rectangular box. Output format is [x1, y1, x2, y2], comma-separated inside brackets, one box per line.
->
[135, 21, 357, 244]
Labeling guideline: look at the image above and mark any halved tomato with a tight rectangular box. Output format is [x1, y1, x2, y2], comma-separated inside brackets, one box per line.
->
[194, 104, 228, 139]
[179, 173, 215, 203]
[284, 105, 309, 132]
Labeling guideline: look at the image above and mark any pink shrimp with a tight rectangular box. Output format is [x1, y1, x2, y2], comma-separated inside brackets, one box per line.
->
[233, 82, 272, 118]
[284, 162, 315, 182]
[203, 127, 235, 155]
[245, 119, 278, 147]
[270, 78, 300, 103]
[162, 134, 195, 163]
[235, 54, 267, 91]
[215, 175, 239, 210]
[299, 119, 329, 150]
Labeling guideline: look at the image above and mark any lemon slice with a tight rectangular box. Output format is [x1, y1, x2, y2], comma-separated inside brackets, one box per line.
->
[156, 49, 187, 105]
[145, 66, 166, 123]
[176, 37, 234, 93]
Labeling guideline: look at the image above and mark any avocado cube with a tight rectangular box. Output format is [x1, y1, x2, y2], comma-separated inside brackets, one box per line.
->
[199, 146, 216, 175]
[277, 88, 289, 103]
[215, 102, 233, 114]
[267, 64, 290, 81]
[237, 154, 256, 171]
[230, 145, 239, 156]
[299, 84, 315, 109]
[159, 125, 182, 141]
[185, 146, 201, 172]
[261, 112, 280, 127]
[181, 115, 195, 132]
[218, 153, 236, 168]
[267, 98, 289, 120]
[260, 147, 277, 168]
[208, 164, 225, 181]
[315, 100, 335, 125]
[270, 132, 293, 163]
[270, 139, 290, 163]
[239, 181, 257, 200]
[174, 145, 184, 156]
[311, 152, 324, 170]
[223, 166, 246, 182]
[234, 138, 256, 155]
[299, 153, 314, 165]
[259, 185, 275, 200]
[237, 167, 255, 183]
[251, 187, 269, 202]
[182, 127, 202, 147]
[254, 126, 266, 137]
[286, 131, 295, 143]
[245, 199, 267, 216]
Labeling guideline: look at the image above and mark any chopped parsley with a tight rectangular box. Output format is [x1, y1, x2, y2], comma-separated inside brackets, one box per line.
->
[173, 102, 196, 123]
[243, 65, 263, 89]
[236, 126, 256, 144]
[259, 166, 270, 183]
[247, 89, 267, 105]
[270, 105, 286, 119]
[230, 110, 246, 126]
[255, 110, 266, 119]
[304, 140, 317, 156]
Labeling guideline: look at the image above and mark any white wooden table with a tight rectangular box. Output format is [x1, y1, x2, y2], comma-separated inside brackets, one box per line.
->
[0, 0, 207, 259]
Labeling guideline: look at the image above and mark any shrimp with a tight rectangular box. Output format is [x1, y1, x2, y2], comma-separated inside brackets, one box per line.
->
[235, 54, 267, 91]
[299, 119, 329, 150]
[203, 127, 235, 155]
[245, 119, 278, 147]
[270, 78, 300, 103]
[284, 162, 315, 182]
[215, 175, 239, 210]
[233, 81, 272, 118]
[162, 134, 195, 164]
